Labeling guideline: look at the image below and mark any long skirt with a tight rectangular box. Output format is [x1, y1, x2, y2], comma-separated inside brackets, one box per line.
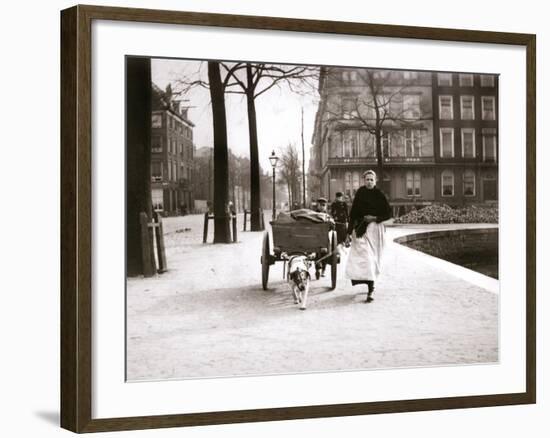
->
[345, 222, 386, 282]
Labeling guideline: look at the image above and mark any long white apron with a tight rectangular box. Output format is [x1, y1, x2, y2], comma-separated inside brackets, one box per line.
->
[345, 222, 386, 281]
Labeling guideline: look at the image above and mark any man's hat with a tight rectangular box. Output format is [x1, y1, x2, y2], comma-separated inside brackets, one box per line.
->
[317, 197, 328, 204]
[335, 192, 343, 197]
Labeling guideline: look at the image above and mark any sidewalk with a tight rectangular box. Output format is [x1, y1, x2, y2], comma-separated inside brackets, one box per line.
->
[126, 214, 498, 381]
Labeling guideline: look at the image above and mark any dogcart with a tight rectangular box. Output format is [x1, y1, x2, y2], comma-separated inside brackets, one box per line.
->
[260, 220, 340, 291]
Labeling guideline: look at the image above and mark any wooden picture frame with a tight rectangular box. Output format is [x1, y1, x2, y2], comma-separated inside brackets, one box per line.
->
[60, 4, 536, 433]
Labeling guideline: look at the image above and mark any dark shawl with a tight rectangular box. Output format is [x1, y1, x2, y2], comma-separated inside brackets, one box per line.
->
[347, 186, 392, 237]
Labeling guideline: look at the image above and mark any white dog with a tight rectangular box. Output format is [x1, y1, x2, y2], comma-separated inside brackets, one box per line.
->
[287, 255, 311, 310]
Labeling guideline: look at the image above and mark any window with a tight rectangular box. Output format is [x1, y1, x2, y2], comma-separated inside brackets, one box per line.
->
[344, 172, 352, 197]
[173, 161, 177, 181]
[403, 71, 418, 81]
[167, 161, 172, 181]
[390, 131, 404, 157]
[151, 114, 162, 128]
[360, 131, 375, 157]
[459, 74, 474, 87]
[342, 70, 357, 82]
[483, 172, 498, 200]
[152, 189, 164, 211]
[151, 162, 162, 182]
[403, 94, 421, 119]
[441, 170, 454, 196]
[438, 73, 452, 86]
[460, 95, 475, 120]
[482, 128, 497, 162]
[328, 136, 337, 157]
[151, 136, 162, 153]
[351, 135, 359, 157]
[480, 75, 495, 87]
[440, 128, 454, 157]
[482, 96, 496, 120]
[343, 131, 357, 157]
[405, 129, 422, 157]
[381, 131, 391, 157]
[406, 171, 421, 196]
[342, 98, 358, 119]
[461, 128, 476, 158]
[463, 170, 476, 196]
[439, 95, 453, 120]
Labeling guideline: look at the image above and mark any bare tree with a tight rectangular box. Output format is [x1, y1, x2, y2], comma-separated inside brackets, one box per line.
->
[207, 61, 231, 243]
[323, 68, 431, 193]
[222, 63, 318, 228]
[278, 143, 302, 209]
[126, 57, 153, 276]
[173, 61, 319, 222]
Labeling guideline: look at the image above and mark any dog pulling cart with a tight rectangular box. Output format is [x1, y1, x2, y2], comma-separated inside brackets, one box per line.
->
[260, 220, 340, 295]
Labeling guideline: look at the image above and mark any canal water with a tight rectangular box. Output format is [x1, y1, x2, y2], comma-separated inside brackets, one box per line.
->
[400, 229, 498, 279]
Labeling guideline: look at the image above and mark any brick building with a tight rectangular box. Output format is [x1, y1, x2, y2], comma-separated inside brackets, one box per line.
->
[309, 68, 498, 214]
[150, 83, 195, 215]
[432, 72, 499, 204]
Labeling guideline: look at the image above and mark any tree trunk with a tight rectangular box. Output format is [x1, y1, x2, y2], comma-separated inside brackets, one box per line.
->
[246, 64, 264, 231]
[208, 61, 231, 243]
[375, 131, 387, 195]
[126, 57, 153, 276]
[301, 107, 306, 207]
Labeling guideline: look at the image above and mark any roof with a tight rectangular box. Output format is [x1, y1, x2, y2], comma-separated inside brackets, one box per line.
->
[151, 82, 195, 128]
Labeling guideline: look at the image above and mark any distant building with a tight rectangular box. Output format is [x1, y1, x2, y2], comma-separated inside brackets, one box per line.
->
[309, 68, 498, 215]
[150, 83, 195, 215]
[432, 72, 499, 204]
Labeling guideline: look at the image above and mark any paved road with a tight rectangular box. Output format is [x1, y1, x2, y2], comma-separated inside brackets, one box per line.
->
[126, 214, 498, 381]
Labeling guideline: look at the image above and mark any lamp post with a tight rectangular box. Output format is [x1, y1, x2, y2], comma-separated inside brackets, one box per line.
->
[269, 150, 279, 221]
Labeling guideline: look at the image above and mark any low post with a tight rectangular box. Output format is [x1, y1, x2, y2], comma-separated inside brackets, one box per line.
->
[232, 214, 237, 243]
[243, 209, 248, 231]
[139, 212, 156, 277]
[155, 215, 167, 273]
[203, 211, 209, 243]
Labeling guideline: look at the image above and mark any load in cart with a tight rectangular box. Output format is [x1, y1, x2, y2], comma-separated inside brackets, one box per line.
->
[260, 209, 340, 310]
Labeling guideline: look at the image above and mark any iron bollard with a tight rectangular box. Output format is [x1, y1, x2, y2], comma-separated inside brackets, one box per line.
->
[203, 212, 209, 243]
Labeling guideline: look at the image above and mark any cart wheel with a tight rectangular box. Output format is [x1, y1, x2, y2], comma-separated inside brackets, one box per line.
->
[261, 231, 270, 290]
[330, 230, 338, 290]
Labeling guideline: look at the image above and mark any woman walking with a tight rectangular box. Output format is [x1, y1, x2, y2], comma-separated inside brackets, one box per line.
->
[345, 170, 392, 303]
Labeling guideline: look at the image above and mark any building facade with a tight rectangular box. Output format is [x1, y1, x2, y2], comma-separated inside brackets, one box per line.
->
[432, 72, 499, 205]
[151, 83, 195, 215]
[309, 68, 498, 214]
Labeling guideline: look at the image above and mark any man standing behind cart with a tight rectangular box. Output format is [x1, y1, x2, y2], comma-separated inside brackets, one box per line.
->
[345, 170, 392, 303]
[330, 191, 349, 245]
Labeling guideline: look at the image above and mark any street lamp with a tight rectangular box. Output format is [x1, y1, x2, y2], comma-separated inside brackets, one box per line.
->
[269, 150, 279, 220]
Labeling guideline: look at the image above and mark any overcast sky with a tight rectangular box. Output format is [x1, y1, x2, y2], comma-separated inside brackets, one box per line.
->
[151, 58, 320, 173]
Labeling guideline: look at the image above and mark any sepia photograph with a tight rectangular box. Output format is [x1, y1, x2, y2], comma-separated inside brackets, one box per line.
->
[125, 56, 499, 382]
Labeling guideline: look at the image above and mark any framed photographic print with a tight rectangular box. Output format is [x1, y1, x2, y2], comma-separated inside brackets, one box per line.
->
[60, 4, 536, 433]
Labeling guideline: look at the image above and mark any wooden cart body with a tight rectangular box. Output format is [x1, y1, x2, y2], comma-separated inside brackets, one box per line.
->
[271, 221, 332, 256]
[261, 220, 339, 291]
